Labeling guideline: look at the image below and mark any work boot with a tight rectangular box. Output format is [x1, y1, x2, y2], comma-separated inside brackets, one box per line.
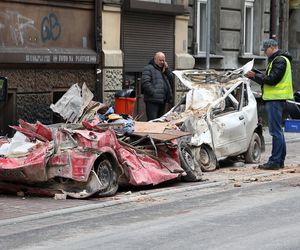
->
[258, 162, 281, 170]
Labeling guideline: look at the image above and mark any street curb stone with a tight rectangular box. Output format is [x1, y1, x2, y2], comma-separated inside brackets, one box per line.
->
[0, 167, 289, 227]
[0, 181, 228, 227]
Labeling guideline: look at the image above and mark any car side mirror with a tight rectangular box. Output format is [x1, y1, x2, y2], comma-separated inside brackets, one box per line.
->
[0, 77, 8, 104]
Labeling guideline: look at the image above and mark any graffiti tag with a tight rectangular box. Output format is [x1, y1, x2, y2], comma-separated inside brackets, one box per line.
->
[41, 13, 61, 42]
[0, 10, 38, 46]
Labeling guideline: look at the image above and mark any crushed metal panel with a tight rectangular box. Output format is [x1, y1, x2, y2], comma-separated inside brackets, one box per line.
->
[18, 119, 52, 141]
[72, 128, 120, 150]
[116, 146, 181, 186]
[10, 125, 50, 142]
[0, 143, 49, 182]
[210, 112, 248, 158]
[0, 120, 185, 198]
[47, 149, 97, 182]
[69, 150, 97, 182]
[59, 171, 105, 199]
[206, 80, 258, 159]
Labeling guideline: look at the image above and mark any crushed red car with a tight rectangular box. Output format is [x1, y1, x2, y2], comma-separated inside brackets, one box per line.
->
[0, 120, 188, 198]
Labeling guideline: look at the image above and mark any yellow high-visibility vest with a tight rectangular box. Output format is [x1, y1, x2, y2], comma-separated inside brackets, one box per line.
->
[263, 55, 293, 100]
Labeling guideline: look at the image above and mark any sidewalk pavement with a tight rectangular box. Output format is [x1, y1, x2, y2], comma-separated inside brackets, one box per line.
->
[260, 127, 300, 169]
[263, 127, 300, 144]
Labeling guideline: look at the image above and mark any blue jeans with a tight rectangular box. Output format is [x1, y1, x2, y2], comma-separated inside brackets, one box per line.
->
[265, 101, 286, 164]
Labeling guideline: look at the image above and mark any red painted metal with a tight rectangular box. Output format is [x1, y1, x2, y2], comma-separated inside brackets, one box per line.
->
[0, 121, 184, 197]
[0, 143, 48, 182]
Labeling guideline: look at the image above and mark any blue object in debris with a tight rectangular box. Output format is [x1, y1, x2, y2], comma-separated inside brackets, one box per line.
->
[110, 118, 134, 135]
[99, 106, 115, 121]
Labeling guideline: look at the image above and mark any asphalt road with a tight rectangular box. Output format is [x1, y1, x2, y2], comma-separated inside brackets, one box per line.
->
[1, 176, 300, 250]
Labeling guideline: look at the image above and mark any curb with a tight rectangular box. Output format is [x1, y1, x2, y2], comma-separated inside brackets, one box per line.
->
[0, 180, 227, 227]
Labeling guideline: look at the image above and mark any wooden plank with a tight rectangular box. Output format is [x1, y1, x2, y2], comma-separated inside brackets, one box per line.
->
[132, 129, 191, 142]
[134, 121, 167, 133]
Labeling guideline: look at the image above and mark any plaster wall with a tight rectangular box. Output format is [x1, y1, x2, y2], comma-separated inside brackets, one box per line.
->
[0, 68, 95, 125]
[102, 5, 123, 106]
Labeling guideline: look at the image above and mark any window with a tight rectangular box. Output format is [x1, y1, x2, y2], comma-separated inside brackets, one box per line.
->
[191, 0, 221, 57]
[196, 0, 207, 54]
[244, 0, 254, 54]
[240, 0, 266, 57]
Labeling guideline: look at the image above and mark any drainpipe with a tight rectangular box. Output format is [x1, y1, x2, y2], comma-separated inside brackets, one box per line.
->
[206, 0, 211, 70]
[270, 0, 279, 40]
[279, 0, 289, 51]
[95, 0, 103, 102]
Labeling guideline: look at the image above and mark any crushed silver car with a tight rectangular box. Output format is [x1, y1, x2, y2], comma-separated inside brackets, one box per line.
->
[156, 67, 265, 181]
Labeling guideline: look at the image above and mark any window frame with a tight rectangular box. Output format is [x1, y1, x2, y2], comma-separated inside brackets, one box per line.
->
[240, 0, 266, 58]
[196, 0, 208, 55]
[244, 0, 254, 55]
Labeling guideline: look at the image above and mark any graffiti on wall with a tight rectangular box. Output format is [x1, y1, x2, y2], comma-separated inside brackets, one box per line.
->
[0, 8, 96, 64]
[0, 10, 39, 46]
[0, 10, 62, 47]
[41, 13, 61, 42]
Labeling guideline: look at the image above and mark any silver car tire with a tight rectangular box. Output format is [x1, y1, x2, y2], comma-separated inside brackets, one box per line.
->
[245, 132, 262, 163]
[178, 141, 203, 182]
[195, 145, 217, 172]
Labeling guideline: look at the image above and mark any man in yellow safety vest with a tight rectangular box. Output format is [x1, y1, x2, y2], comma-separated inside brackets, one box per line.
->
[246, 39, 293, 170]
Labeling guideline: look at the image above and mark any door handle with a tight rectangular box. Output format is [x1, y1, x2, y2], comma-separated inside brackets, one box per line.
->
[239, 115, 244, 120]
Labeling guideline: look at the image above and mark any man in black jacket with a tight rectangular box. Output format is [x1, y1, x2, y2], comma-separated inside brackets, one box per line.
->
[141, 52, 173, 121]
[246, 39, 293, 170]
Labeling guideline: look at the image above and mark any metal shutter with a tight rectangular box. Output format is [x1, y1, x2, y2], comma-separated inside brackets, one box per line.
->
[122, 12, 175, 72]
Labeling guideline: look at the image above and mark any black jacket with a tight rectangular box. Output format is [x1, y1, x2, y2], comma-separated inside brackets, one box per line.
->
[141, 58, 173, 104]
[252, 50, 292, 86]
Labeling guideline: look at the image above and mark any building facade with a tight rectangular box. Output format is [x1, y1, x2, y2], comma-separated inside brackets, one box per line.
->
[0, 0, 99, 135]
[0, 0, 194, 134]
[102, 0, 194, 120]
[289, 0, 300, 91]
[188, 0, 298, 91]
[188, 0, 270, 71]
[1, 0, 295, 135]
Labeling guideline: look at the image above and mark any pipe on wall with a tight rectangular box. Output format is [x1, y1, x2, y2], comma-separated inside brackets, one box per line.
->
[94, 0, 103, 102]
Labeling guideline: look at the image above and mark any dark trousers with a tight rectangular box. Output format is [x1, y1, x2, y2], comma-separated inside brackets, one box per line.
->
[145, 102, 166, 121]
[265, 101, 286, 165]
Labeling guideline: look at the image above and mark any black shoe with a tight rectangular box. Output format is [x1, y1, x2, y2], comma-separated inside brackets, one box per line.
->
[280, 162, 285, 168]
[258, 162, 281, 170]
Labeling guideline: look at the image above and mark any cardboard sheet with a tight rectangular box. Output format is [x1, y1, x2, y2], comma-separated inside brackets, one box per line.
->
[134, 121, 168, 133]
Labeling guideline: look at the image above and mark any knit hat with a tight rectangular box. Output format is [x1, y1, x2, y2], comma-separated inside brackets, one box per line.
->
[261, 39, 278, 51]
